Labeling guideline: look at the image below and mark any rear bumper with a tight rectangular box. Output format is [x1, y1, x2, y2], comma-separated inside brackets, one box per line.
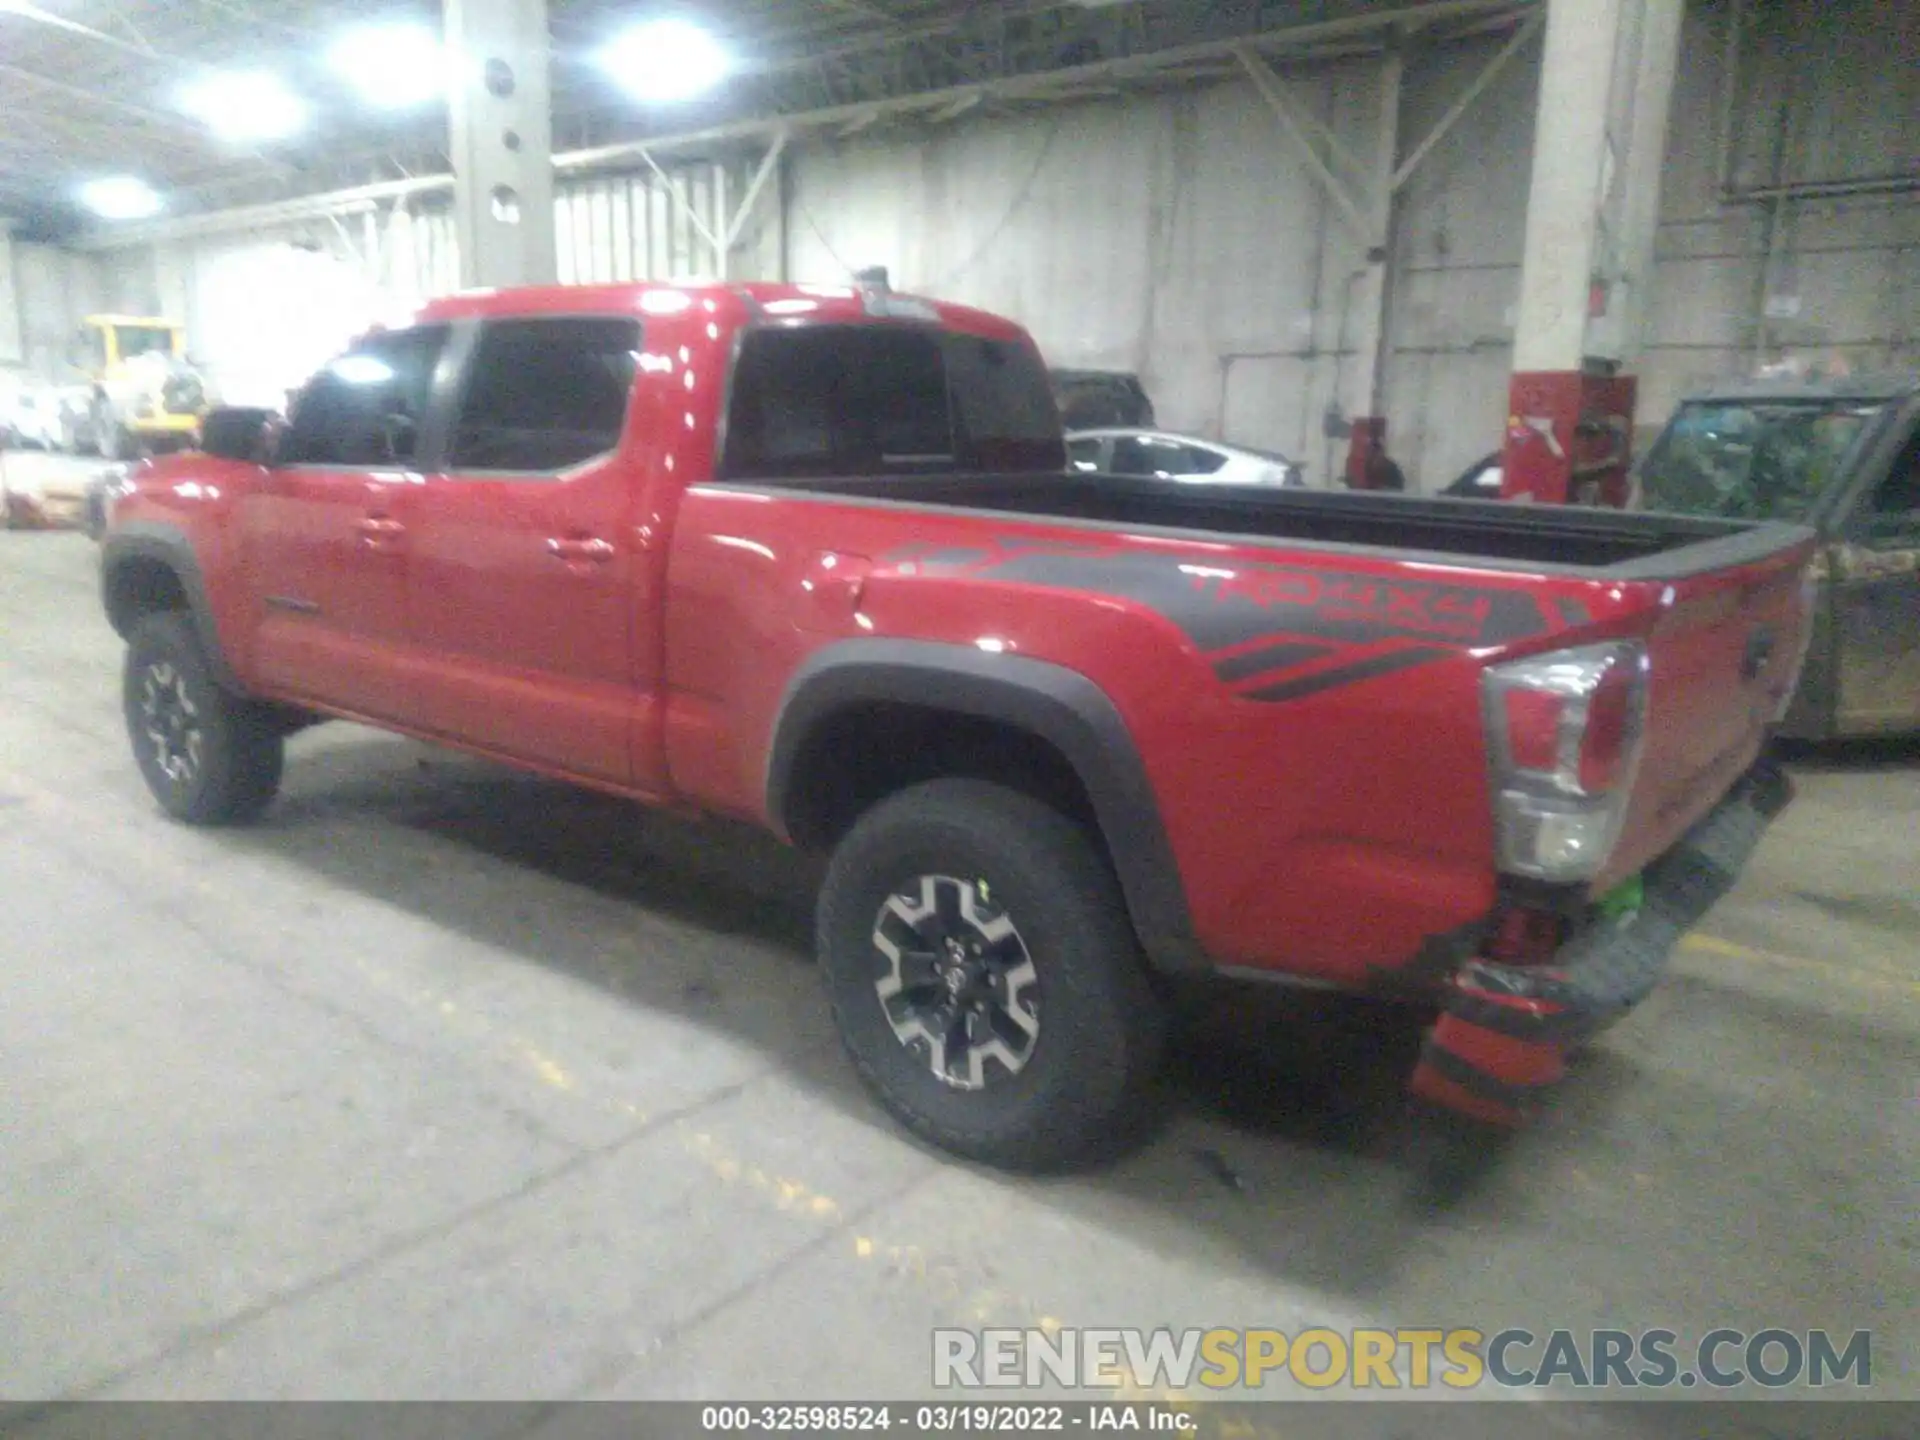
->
[1410, 757, 1794, 1125]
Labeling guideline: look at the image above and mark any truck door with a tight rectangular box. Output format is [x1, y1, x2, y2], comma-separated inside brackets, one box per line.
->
[242, 323, 449, 721]
[404, 315, 642, 786]
[1834, 424, 1920, 734]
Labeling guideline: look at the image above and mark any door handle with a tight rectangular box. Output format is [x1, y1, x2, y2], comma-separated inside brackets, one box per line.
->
[356, 516, 405, 545]
[547, 537, 615, 563]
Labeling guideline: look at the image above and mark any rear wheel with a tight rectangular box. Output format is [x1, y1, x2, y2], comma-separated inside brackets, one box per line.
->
[817, 779, 1165, 1170]
[123, 612, 284, 825]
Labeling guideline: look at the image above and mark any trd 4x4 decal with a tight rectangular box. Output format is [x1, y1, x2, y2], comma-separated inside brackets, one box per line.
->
[881, 540, 1565, 701]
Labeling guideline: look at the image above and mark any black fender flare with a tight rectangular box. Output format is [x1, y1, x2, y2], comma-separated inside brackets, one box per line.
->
[765, 638, 1208, 976]
[101, 521, 246, 693]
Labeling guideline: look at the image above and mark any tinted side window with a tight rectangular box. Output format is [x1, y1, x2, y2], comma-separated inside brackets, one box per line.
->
[1067, 438, 1104, 471]
[1863, 430, 1920, 543]
[1872, 432, 1920, 513]
[1110, 436, 1193, 477]
[1108, 437, 1150, 475]
[720, 324, 1066, 479]
[281, 326, 448, 467]
[449, 317, 641, 472]
[1181, 445, 1228, 475]
[722, 326, 952, 479]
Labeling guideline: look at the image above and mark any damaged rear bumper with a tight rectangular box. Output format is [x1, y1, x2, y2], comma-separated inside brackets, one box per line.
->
[1410, 758, 1795, 1126]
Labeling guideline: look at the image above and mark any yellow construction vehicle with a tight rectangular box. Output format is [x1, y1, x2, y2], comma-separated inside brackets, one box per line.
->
[58, 314, 218, 459]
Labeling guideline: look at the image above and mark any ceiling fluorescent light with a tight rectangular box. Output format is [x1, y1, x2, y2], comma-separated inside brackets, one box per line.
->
[327, 23, 446, 109]
[78, 176, 164, 221]
[178, 70, 307, 143]
[599, 19, 731, 103]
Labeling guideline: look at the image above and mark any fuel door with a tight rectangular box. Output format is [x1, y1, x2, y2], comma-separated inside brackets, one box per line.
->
[797, 550, 873, 632]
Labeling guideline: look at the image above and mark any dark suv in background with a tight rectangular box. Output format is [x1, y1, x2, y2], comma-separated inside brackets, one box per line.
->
[1049, 369, 1154, 429]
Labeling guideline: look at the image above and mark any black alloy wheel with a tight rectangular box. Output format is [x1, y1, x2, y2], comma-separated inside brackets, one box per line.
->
[123, 612, 284, 825]
[870, 873, 1042, 1091]
[818, 779, 1165, 1170]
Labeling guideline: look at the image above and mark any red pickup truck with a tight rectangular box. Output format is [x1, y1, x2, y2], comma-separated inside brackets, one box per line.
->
[100, 280, 1817, 1169]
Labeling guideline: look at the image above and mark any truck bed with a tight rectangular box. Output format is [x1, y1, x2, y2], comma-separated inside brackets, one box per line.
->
[760, 470, 1795, 576]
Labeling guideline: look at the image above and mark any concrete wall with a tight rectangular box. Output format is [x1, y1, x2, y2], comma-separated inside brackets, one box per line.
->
[788, 63, 1388, 485]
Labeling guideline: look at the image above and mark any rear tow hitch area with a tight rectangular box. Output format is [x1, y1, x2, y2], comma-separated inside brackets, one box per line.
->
[1409, 759, 1794, 1126]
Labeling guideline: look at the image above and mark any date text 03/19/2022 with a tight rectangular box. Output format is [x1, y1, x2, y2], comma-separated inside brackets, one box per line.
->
[700, 1403, 1193, 1432]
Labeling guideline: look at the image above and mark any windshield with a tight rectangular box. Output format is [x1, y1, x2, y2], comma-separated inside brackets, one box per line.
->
[115, 325, 178, 361]
[1638, 399, 1884, 521]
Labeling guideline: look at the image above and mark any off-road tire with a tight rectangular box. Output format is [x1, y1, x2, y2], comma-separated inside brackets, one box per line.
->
[818, 779, 1166, 1171]
[124, 612, 283, 825]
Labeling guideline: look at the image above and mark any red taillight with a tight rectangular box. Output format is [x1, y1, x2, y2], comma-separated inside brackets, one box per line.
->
[1577, 664, 1637, 792]
[1502, 689, 1565, 773]
[1482, 641, 1650, 882]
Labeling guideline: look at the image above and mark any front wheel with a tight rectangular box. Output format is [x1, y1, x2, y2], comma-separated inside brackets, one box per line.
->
[123, 612, 284, 824]
[817, 779, 1165, 1170]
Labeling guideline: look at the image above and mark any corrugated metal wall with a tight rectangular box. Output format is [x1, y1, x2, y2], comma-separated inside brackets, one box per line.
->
[555, 163, 760, 283]
[9, 243, 104, 383]
[110, 155, 783, 403]
[372, 160, 780, 293]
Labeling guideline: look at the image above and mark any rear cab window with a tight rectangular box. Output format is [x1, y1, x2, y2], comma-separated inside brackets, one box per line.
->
[718, 323, 1065, 480]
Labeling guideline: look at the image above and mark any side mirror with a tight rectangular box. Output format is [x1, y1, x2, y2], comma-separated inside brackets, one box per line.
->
[200, 406, 278, 463]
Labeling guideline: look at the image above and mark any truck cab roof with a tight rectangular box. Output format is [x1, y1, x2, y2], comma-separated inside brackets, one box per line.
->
[1680, 371, 1920, 405]
[412, 281, 1032, 343]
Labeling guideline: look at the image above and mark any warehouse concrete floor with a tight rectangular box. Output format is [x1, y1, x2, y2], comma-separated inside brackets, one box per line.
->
[2, 523, 1915, 1418]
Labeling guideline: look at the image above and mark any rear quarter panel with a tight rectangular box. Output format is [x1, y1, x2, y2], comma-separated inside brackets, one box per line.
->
[665, 488, 1657, 984]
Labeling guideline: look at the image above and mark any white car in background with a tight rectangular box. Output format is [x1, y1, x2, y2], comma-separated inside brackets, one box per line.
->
[1066, 427, 1307, 487]
[4, 387, 67, 451]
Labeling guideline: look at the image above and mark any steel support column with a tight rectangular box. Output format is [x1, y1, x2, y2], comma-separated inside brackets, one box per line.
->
[446, 0, 556, 288]
[1609, 0, 1685, 374]
[1502, 0, 1680, 506]
[1341, 39, 1404, 490]
[0, 226, 21, 369]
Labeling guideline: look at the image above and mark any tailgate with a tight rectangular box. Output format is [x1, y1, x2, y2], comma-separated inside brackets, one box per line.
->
[1596, 528, 1818, 889]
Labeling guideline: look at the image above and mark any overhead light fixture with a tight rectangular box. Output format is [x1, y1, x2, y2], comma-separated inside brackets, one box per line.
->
[327, 22, 446, 109]
[598, 18, 731, 103]
[78, 176, 164, 221]
[330, 355, 395, 385]
[178, 70, 307, 143]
